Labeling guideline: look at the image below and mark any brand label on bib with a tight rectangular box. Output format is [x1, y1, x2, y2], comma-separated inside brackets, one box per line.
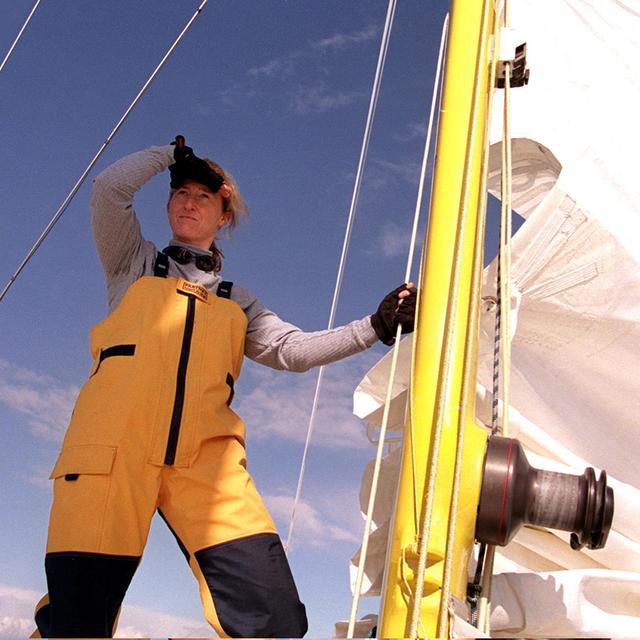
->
[177, 279, 209, 303]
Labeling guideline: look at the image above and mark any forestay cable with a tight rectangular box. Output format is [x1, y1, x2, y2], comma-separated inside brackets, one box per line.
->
[0, 0, 209, 304]
[0, 0, 42, 73]
[285, 0, 397, 553]
[347, 15, 450, 637]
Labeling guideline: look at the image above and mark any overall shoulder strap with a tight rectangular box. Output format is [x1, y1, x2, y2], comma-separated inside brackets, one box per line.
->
[153, 251, 169, 278]
[216, 281, 233, 299]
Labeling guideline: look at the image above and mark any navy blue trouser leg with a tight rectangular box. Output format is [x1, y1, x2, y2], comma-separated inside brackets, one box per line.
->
[39, 552, 139, 638]
[194, 533, 308, 638]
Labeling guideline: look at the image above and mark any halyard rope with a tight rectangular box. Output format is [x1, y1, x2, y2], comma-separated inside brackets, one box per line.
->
[0, 0, 209, 304]
[0, 0, 42, 73]
[285, 0, 398, 554]
[491, 53, 513, 439]
[491, 270, 502, 431]
[498, 37, 513, 440]
[479, 1, 513, 633]
[347, 14, 449, 637]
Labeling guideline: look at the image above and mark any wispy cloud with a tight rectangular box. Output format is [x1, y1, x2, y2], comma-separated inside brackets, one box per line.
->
[0, 359, 78, 442]
[265, 493, 361, 549]
[248, 50, 306, 78]
[116, 603, 210, 637]
[394, 121, 428, 142]
[0, 585, 42, 637]
[236, 355, 379, 450]
[290, 81, 365, 114]
[249, 26, 379, 81]
[230, 25, 378, 114]
[27, 462, 55, 490]
[0, 583, 210, 638]
[368, 220, 423, 259]
[365, 158, 422, 190]
[311, 25, 379, 51]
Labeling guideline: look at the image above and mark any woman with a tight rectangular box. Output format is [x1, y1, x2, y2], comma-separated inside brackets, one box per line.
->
[35, 137, 416, 638]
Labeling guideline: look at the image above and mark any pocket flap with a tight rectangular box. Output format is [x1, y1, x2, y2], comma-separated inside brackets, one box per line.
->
[49, 444, 117, 480]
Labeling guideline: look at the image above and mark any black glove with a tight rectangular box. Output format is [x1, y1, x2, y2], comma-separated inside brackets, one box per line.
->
[169, 135, 224, 193]
[172, 134, 195, 163]
[371, 284, 417, 345]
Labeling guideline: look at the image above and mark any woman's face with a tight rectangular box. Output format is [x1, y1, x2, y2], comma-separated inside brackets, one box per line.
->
[167, 179, 229, 250]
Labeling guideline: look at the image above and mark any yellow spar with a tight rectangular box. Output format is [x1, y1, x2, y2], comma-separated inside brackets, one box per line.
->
[378, 0, 499, 636]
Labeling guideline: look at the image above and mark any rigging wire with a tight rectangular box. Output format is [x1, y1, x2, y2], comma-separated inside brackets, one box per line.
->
[0, 0, 209, 304]
[346, 13, 450, 638]
[407, 18, 449, 538]
[284, 0, 397, 554]
[408, 0, 493, 636]
[0, 0, 42, 74]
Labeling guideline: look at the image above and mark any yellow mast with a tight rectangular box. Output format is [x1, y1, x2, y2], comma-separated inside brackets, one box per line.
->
[378, 0, 498, 636]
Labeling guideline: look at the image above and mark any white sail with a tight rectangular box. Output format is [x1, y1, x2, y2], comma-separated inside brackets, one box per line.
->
[349, 0, 640, 636]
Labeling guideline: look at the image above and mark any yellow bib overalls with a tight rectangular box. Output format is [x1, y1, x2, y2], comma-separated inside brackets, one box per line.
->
[35, 253, 308, 638]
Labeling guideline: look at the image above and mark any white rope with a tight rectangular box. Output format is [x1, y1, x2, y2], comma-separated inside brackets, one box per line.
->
[0, 0, 209, 304]
[498, 56, 512, 438]
[476, 543, 495, 634]
[285, 0, 398, 554]
[346, 14, 449, 637]
[407, 13, 450, 537]
[0, 0, 42, 73]
[479, 4, 513, 632]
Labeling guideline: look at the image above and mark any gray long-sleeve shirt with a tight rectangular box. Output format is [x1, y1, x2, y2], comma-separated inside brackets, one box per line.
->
[91, 145, 378, 372]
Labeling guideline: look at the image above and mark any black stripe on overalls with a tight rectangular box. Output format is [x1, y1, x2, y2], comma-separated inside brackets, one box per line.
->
[154, 251, 234, 465]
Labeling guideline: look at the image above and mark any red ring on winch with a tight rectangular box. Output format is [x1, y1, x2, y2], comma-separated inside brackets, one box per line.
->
[496, 438, 514, 544]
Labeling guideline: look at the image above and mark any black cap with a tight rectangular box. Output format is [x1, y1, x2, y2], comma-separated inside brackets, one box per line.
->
[169, 158, 224, 194]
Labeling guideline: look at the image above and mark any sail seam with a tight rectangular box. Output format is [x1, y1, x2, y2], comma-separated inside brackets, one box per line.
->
[525, 261, 600, 299]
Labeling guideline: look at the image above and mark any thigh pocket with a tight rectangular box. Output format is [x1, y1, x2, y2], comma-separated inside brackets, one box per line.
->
[47, 445, 117, 553]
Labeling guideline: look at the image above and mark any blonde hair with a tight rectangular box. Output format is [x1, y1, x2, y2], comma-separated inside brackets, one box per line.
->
[203, 158, 249, 231]
[203, 159, 248, 271]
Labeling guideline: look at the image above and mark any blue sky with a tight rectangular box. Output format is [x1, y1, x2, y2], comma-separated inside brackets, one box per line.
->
[0, 1, 451, 635]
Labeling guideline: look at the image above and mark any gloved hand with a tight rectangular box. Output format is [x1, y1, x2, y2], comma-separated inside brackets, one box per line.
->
[171, 134, 195, 163]
[169, 135, 224, 193]
[371, 283, 417, 345]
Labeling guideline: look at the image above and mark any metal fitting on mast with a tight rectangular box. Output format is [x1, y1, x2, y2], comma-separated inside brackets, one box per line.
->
[496, 28, 530, 88]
